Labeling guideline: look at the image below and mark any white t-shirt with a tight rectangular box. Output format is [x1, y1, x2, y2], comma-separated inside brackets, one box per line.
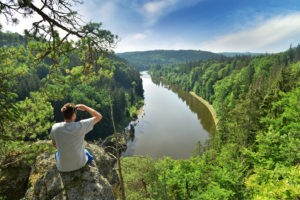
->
[50, 118, 94, 172]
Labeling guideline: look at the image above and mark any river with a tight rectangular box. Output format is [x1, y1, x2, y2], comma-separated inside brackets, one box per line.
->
[123, 71, 216, 159]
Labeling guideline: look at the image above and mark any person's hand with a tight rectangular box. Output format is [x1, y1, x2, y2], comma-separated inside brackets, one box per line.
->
[75, 104, 87, 111]
[75, 104, 102, 124]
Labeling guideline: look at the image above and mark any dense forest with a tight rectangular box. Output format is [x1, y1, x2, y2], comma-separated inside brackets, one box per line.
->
[1, 32, 299, 200]
[0, 31, 143, 189]
[0, 31, 143, 139]
[121, 46, 300, 199]
[220, 52, 263, 57]
[1, 0, 300, 199]
[117, 50, 223, 71]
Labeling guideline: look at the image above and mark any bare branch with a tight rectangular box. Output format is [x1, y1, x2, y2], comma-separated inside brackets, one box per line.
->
[27, 2, 82, 38]
[109, 96, 126, 200]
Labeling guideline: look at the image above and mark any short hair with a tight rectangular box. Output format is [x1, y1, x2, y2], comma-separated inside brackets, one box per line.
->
[61, 103, 76, 120]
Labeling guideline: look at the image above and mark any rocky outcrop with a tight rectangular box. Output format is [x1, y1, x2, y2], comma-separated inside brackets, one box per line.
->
[24, 143, 118, 200]
[0, 153, 31, 199]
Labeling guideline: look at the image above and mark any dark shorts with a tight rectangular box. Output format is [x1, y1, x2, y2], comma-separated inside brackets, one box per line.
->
[55, 149, 94, 165]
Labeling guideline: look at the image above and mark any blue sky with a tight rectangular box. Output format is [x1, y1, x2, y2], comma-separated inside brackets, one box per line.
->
[3, 0, 300, 53]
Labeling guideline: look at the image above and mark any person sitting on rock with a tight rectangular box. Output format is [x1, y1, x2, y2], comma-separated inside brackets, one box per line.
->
[50, 103, 102, 172]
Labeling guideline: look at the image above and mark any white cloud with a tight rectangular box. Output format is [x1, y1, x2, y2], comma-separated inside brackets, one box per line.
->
[143, 0, 177, 15]
[141, 0, 203, 26]
[202, 12, 300, 53]
[77, 1, 117, 24]
[132, 32, 149, 40]
[142, 0, 176, 25]
[116, 30, 151, 52]
[115, 33, 200, 52]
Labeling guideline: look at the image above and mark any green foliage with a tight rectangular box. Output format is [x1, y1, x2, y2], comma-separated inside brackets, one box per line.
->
[245, 164, 300, 199]
[0, 140, 55, 166]
[0, 31, 27, 47]
[2, 28, 300, 199]
[121, 157, 159, 200]
[143, 47, 300, 199]
[129, 106, 138, 119]
[0, 31, 145, 200]
[0, 31, 143, 141]
[80, 22, 118, 50]
[0, 45, 29, 133]
[4, 92, 53, 140]
[0, 5, 137, 197]
[122, 145, 247, 200]
[262, 88, 300, 135]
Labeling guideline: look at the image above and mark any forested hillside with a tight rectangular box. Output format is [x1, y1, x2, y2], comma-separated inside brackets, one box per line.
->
[0, 31, 28, 47]
[220, 52, 263, 57]
[117, 50, 223, 70]
[0, 31, 143, 179]
[1, 31, 144, 138]
[122, 46, 300, 199]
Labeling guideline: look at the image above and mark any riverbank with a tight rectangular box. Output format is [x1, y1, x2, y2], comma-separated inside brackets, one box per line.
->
[151, 72, 218, 129]
[136, 106, 144, 116]
[189, 92, 218, 127]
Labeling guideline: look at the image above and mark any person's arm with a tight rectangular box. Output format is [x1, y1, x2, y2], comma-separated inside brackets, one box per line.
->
[52, 139, 57, 148]
[75, 104, 102, 124]
[50, 127, 57, 148]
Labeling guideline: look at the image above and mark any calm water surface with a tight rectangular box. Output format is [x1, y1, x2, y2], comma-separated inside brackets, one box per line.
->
[123, 71, 215, 159]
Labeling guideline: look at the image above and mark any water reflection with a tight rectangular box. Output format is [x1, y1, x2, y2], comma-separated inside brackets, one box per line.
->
[170, 86, 216, 134]
[123, 71, 215, 159]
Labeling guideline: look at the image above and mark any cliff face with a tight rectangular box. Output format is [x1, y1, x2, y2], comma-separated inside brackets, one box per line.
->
[0, 143, 119, 200]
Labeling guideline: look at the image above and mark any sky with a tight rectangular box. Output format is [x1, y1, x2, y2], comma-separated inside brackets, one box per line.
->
[2, 0, 300, 53]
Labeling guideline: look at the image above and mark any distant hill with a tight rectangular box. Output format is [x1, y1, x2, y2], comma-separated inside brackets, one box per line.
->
[0, 31, 28, 47]
[220, 52, 264, 57]
[117, 50, 224, 70]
